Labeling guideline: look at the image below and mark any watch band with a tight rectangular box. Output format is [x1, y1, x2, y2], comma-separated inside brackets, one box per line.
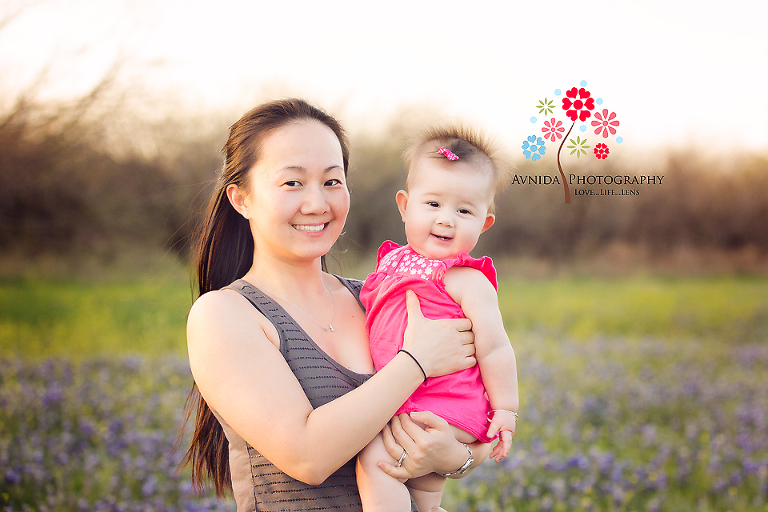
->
[440, 442, 474, 477]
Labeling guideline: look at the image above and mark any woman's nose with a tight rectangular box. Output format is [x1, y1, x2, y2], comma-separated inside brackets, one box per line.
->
[301, 183, 329, 214]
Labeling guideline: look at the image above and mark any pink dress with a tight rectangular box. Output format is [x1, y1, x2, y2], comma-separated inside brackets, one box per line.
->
[360, 241, 498, 443]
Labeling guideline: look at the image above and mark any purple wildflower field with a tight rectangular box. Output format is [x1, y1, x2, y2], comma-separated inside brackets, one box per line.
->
[0, 356, 233, 512]
[3, 335, 766, 511]
[1, 276, 767, 511]
[444, 335, 768, 512]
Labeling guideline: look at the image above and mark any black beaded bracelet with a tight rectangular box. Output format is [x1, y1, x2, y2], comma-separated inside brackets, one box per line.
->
[397, 349, 427, 382]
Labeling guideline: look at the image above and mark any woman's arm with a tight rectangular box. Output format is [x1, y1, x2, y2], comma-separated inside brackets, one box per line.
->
[187, 289, 475, 485]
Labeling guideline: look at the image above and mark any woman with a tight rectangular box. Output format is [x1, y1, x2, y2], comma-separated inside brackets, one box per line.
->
[182, 98, 490, 511]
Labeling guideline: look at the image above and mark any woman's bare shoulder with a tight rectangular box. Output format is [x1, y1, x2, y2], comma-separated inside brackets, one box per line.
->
[189, 288, 244, 315]
[187, 288, 271, 349]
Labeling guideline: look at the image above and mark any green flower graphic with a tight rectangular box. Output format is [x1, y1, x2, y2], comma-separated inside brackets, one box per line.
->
[537, 98, 556, 116]
[567, 136, 590, 158]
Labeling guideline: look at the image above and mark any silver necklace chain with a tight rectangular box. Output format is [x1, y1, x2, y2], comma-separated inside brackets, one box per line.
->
[246, 272, 335, 332]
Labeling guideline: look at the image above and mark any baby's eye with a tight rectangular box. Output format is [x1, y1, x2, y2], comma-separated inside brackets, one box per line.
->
[458, 208, 472, 215]
[427, 201, 440, 208]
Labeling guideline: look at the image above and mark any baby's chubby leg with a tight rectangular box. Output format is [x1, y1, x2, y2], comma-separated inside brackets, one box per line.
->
[356, 432, 411, 512]
[405, 424, 475, 512]
[405, 473, 446, 512]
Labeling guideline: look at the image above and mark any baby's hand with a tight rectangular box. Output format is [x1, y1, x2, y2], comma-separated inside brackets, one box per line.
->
[489, 430, 513, 462]
[486, 410, 518, 462]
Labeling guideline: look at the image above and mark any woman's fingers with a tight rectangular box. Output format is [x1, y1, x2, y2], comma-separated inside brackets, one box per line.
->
[377, 417, 417, 479]
[381, 422, 406, 460]
[388, 414, 418, 455]
[404, 290, 425, 321]
[403, 290, 477, 377]
[376, 459, 411, 480]
[377, 423, 412, 480]
[408, 410, 450, 432]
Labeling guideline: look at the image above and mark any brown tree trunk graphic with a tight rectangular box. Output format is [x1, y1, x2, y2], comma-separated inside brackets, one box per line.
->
[557, 121, 576, 205]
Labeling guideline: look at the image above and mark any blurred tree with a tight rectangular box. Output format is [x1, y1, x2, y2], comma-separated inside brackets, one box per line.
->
[0, 0, 765, 275]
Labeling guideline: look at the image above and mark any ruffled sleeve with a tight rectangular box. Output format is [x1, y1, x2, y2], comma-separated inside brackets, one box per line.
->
[375, 240, 403, 272]
[442, 253, 498, 290]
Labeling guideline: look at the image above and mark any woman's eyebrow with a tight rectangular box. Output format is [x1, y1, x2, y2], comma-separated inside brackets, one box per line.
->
[279, 165, 343, 173]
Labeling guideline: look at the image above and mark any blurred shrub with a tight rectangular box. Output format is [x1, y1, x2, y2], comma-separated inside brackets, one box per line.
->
[0, 73, 223, 263]
[1, 85, 766, 272]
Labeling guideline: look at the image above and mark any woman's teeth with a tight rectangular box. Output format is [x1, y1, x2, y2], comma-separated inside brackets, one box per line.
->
[293, 224, 325, 232]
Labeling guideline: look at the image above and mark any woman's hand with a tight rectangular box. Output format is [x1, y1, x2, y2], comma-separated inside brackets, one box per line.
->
[376, 411, 489, 480]
[401, 291, 476, 378]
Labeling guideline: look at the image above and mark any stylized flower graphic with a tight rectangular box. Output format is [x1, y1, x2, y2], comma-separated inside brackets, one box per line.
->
[567, 136, 590, 158]
[542, 118, 565, 142]
[522, 135, 546, 162]
[527, 81, 622, 204]
[537, 98, 556, 116]
[594, 142, 610, 159]
[562, 87, 595, 122]
[591, 109, 620, 138]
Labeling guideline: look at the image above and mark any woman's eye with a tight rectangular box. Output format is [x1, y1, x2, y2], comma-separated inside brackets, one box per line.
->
[325, 179, 343, 186]
[283, 180, 301, 187]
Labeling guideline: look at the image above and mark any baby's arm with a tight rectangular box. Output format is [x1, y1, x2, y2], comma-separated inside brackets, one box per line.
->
[444, 266, 519, 462]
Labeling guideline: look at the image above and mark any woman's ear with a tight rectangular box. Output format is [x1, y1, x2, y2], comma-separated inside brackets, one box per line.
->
[227, 184, 250, 219]
[395, 190, 409, 222]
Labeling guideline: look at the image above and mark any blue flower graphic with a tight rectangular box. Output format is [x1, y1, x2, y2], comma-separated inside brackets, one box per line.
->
[522, 135, 546, 162]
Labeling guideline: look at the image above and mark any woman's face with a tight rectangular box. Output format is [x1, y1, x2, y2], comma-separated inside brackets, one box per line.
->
[241, 120, 349, 265]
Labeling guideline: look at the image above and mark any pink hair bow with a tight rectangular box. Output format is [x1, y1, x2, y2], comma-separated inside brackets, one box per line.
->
[438, 147, 459, 161]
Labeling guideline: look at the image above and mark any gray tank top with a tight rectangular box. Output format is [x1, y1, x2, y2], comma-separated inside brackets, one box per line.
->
[215, 277, 374, 511]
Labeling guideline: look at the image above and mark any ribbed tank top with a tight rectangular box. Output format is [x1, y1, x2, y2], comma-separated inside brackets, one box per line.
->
[215, 277, 413, 512]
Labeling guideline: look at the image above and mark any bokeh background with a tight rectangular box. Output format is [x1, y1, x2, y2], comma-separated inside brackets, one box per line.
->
[1, 1, 767, 511]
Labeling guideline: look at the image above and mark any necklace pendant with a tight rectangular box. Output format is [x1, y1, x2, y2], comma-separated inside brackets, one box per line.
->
[329, 324, 334, 332]
[320, 326, 327, 331]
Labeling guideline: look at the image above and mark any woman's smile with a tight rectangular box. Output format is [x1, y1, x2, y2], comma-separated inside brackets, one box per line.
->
[292, 222, 329, 234]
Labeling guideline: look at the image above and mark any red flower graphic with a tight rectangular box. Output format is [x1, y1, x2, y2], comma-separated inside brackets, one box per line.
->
[591, 109, 620, 138]
[594, 143, 610, 159]
[562, 87, 595, 122]
[542, 118, 565, 142]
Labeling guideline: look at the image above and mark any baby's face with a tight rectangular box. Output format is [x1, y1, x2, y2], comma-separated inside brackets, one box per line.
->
[396, 157, 495, 261]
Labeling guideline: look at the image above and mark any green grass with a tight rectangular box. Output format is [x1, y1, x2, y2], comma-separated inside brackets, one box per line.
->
[2, 273, 766, 358]
[498, 275, 768, 342]
[0, 274, 194, 358]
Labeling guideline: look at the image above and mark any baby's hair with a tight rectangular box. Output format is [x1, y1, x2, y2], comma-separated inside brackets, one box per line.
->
[403, 123, 510, 211]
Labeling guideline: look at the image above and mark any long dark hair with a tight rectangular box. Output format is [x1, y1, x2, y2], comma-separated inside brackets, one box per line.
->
[179, 98, 349, 496]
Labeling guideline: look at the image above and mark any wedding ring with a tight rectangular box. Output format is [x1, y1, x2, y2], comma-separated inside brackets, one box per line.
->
[395, 449, 407, 467]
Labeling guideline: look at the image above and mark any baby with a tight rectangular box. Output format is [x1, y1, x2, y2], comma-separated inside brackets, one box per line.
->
[357, 124, 519, 512]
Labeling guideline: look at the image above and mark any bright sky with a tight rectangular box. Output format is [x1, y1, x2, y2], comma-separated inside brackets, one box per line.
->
[2, 0, 767, 153]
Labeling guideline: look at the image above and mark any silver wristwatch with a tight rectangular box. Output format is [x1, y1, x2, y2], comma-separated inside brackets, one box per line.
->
[440, 443, 474, 477]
